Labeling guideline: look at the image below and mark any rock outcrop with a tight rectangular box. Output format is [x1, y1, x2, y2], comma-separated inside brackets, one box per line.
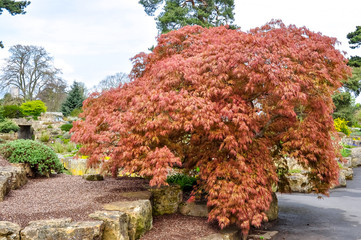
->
[0, 165, 27, 190]
[0, 165, 28, 201]
[0, 221, 21, 240]
[89, 211, 129, 240]
[103, 200, 152, 240]
[83, 174, 104, 181]
[20, 218, 104, 240]
[179, 202, 208, 217]
[265, 192, 278, 221]
[148, 185, 182, 215]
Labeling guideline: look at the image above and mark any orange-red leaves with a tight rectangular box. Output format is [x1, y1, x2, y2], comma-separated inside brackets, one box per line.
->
[71, 21, 351, 235]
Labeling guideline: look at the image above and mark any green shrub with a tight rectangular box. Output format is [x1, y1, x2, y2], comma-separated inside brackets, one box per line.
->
[0, 139, 63, 176]
[20, 100, 47, 117]
[334, 118, 351, 136]
[0, 107, 4, 122]
[3, 105, 23, 118]
[0, 119, 20, 133]
[60, 123, 73, 132]
[166, 173, 197, 191]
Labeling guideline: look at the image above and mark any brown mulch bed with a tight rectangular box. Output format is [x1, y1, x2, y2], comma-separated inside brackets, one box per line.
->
[0, 156, 222, 239]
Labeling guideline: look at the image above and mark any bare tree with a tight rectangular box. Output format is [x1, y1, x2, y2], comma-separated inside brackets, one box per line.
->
[37, 78, 68, 112]
[0, 45, 61, 101]
[91, 72, 129, 93]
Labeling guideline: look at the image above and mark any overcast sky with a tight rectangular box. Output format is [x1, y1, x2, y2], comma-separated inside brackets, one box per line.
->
[0, 0, 360, 96]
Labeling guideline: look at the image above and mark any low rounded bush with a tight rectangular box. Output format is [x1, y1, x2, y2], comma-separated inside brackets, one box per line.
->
[60, 123, 73, 132]
[20, 100, 47, 117]
[0, 139, 63, 176]
[3, 105, 23, 118]
[0, 119, 20, 133]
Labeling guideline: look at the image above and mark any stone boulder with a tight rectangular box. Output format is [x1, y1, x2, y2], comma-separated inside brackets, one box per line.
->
[0, 166, 27, 190]
[11, 163, 34, 178]
[196, 226, 240, 240]
[286, 172, 312, 193]
[179, 202, 208, 217]
[147, 185, 182, 215]
[0, 175, 11, 201]
[83, 174, 104, 181]
[118, 191, 152, 200]
[103, 200, 152, 240]
[339, 157, 352, 168]
[20, 218, 104, 240]
[351, 147, 361, 167]
[341, 167, 353, 180]
[0, 221, 21, 240]
[89, 211, 129, 240]
[337, 170, 347, 188]
[265, 192, 278, 221]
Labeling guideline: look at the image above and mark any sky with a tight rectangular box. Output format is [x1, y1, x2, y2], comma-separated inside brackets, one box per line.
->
[0, 0, 360, 97]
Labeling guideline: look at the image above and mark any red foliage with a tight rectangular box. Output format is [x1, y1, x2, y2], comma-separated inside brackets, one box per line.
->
[71, 21, 351, 234]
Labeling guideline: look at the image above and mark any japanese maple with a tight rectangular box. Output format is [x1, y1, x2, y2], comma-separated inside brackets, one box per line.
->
[71, 21, 351, 234]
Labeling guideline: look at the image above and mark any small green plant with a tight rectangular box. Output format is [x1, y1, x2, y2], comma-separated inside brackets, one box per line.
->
[0, 139, 63, 176]
[338, 162, 343, 169]
[65, 142, 76, 152]
[0, 119, 20, 133]
[39, 131, 50, 142]
[20, 100, 47, 117]
[341, 147, 351, 157]
[60, 123, 73, 132]
[51, 141, 65, 153]
[288, 169, 302, 174]
[70, 108, 82, 117]
[47, 124, 53, 129]
[166, 173, 197, 191]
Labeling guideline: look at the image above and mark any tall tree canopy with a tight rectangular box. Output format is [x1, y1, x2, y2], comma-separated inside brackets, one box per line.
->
[0, 45, 61, 101]
[0, 0, 30, 48]
[139, 0, 235, 33]
[347, 26, 361, 49]
[71, 22, 351, 234]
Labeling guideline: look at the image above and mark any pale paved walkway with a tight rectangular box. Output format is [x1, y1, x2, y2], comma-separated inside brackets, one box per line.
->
[271, 167, 361, 240]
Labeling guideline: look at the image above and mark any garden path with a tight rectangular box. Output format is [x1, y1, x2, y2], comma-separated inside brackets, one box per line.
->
[271, 167, 361, 239]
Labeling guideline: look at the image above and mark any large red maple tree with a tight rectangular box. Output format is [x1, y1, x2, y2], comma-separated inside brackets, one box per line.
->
[71, 21, 351, 234]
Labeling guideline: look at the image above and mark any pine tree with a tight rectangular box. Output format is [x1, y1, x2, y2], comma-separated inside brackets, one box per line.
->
[61, 81, 85, 116]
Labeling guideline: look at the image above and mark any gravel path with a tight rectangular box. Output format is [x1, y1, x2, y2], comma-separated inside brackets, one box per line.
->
[0, 171, 148, 227]
[0, 156, 222, 239]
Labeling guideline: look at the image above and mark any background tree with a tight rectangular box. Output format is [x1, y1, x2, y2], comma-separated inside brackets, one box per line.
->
[139, 0, 235, 33]
[347, 26, 361, 49]
[0, 0, 30, 48]
[331, 26, 361, 126]
[71, 22, 351, 234]
[37, 78, 68, 112]
[61, 81, 85, 117]
[91, 72, 129, 93]
[0, 45, 61, 101]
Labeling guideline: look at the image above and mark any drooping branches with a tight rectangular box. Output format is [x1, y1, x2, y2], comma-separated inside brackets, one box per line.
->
[71, 21, 351, 234]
